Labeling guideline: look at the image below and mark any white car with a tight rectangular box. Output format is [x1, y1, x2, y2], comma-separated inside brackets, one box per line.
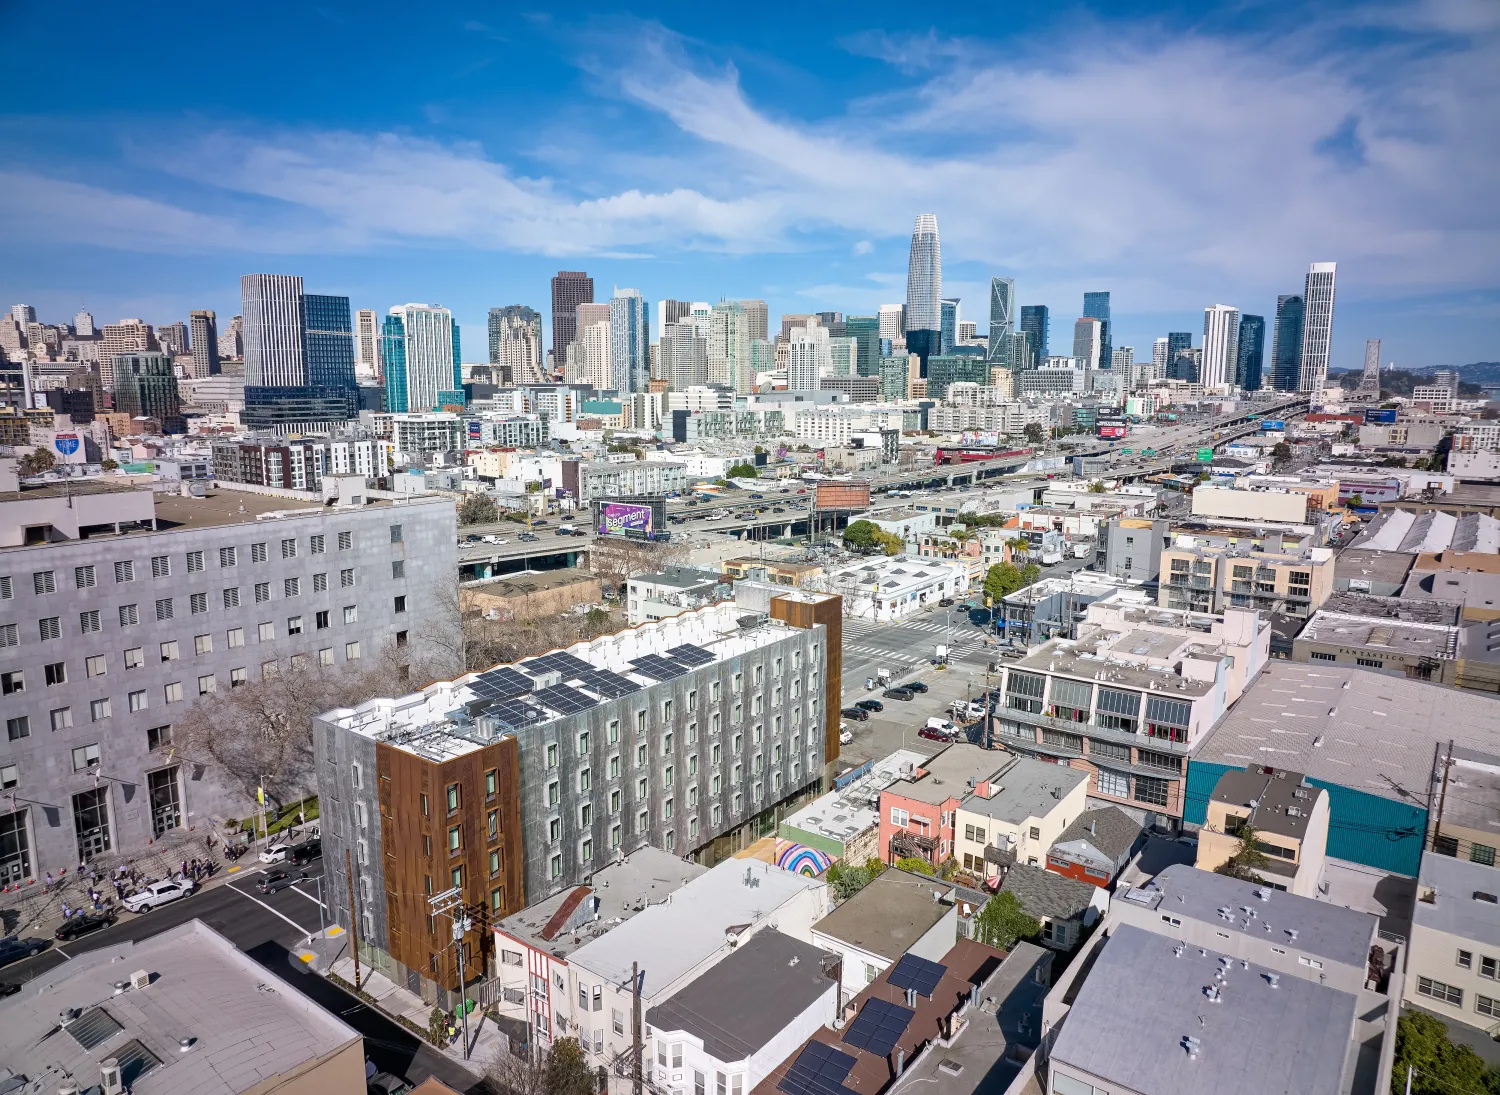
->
[259, 842, 294, 863]
[123, 879, 196, 913]
[839, 727, 853, 745]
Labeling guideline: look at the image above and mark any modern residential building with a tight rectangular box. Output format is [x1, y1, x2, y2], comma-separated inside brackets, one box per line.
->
[0, 477, 456, 882]
[314, 593, 841, 1006]
[1100, 516, 1170, 582]
[189, 309, 220, 376]
[625, 565, 729, 625]
[550, 271, 594, 367]
[211, 437, 393, 491]
[1045, 805, 1144, 888]
[1019, 305, 1048, 369]
[1406, 850, 1500, 1034]
[0, 918, 367, 1095]
[354, 308, 382, 379]
[1193, 764, 1331, 896]
[1235, 313, 1265, 391]
[1271, 293, 1305, 391]
[110, 351, 184, 433]
[579, 460, 688, 502]
[1291, 591, 1462, 684]
[368, 411, 463, 456]
[1200, 304, 1240, 389]
[924, 354, 990, 399]
[810, 867, 958, 1003]
[787, 324, 830, 392]
[710, 300, 755, 393]
[1071, 317, 1102, 370]
[903, 215, 942, 372]
[610, 289, 650, 394]
[951, 753, 1089, 877]
[1158, 534, 1334, 617]
[489, 305, 546, 385]
[1082, 291, 1111, 371]
[990, 597, 1270, 826]
[1298, 261, 1338, 392]
[383, 304, 459, 414]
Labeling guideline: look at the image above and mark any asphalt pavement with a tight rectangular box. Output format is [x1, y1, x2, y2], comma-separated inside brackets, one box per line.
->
[0, 858, 489, 1093]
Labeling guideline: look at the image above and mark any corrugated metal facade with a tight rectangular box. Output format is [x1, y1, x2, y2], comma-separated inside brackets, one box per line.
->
[1185, 760, 1427, 877]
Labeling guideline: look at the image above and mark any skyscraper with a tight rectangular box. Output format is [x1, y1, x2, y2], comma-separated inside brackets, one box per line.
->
[98, 319, 155, 390]
[1236, 315, 1265, 391]
[609, 289, 649, 394]
[1360, 338, 1381, 392]
[354, 309, 381, 379]
[1270, 295, 1305, 392]
[816, 311, 847, 337]
[658, 300, 693, 333]
[1200, 305, 1241, 389]
[1152, 337, 1170, 374]
[738, 300, 768, 343]
[158, 321, 189, 358]
[659, 321, 706, 391]
[846, 316, 881, 377]
[10, 304, 35, 327]
[877, 304, 904, 345]
[189, 310, 220, 376]
[111, 351, 184, 433]
[1019, 305, 1048, 370]
[550, 271, 593, 370]
[986, 278, 1016, 368]
[1083, 292, 1111, 370]
[939, 299, 959, 355]
[1298, 262, 1337, 392]
[72, 310, 95, 338]
[304, 295, 357, 393]
[1072, 317, 1103, 369]
[241, 274, 306, 387]
[488, 306, 545, 385]
[710, 300, 753, 393]
[382, 304, 455, 413]
[903, 214, 941, 373]
[787, 325, 830, 391]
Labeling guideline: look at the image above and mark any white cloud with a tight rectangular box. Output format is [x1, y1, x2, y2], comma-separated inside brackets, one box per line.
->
[852, 240, 874, 255]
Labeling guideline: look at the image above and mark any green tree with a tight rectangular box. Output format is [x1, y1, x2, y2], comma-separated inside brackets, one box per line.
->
[894, 856, 935, 876]
[1391, 1010, 1500, 1095]
[99, 458, 119, 471]
[1348, 494, 1364, 507]
[1215, 824, 1273, 882]
[843, 519, 879, 551]
[18, 448, 56, 476]
[1005, 536, 1032, 564]
[984, 562, 1023, 602]
[546, 1037, 598, 1095]
[828, 857, 887, 901]
[874, 529, 905, 556]
[458, 492, 499, 526]
[727, 462, 759, 478]
[972, 891, 1041, 950]
[1087, 480, 1106, 493]
[1018, 563, 1040, 589]
[1271, 441, 1293, 465]
[1023, 423, 1046, 445]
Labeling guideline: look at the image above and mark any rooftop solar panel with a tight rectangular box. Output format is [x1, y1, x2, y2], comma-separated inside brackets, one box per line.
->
[488, 697, 548, 727]
[544, 652, 598, 676]
[887, 953, 946, 998]
[842, 998, 913, 1057]
[778, 1042, 858, 1095]
[667, 644, 714, 667]
[471, 666, 536, 698]
[534, 684, 600, 716]
[629, 654, 690, 682]
[578, 669, 641, 698]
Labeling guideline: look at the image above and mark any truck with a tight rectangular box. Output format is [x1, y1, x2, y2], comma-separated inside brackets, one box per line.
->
[1039, 546, 1064, 566]
[1072, 542, 1090, 559]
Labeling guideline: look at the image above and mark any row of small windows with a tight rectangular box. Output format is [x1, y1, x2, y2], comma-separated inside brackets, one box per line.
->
[1, 600, 376, 647]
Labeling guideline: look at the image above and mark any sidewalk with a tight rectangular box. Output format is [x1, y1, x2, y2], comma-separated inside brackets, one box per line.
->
[326, 953, 506, 1076]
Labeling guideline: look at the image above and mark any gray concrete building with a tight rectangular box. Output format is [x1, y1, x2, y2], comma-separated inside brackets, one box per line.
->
[1100, 516, 1169, 582]
[0, 476, 456, 881]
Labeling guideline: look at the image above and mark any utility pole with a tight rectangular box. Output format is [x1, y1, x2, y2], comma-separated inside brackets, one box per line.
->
[345, 848, 362, 992]
[1433, 739, 1455, 851]
[429, 887, 472, 1060]
[631, 961, 643, 1095]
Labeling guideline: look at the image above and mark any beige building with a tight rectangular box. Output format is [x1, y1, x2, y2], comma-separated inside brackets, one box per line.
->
[464, 569, 603, 621]
[1159, 536, 1334, 617]
[952, 754, 1089, 878]
[1194, 765, 1330, 897]
[1407, 850, 1500, 1033]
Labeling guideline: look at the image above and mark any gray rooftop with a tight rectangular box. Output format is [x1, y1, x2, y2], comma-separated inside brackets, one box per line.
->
[886, 744, 1009, 808]
[645, 930, 837, 1060]
[1009, 632, 1220, 698]
[1296, 606, 1460, 660]
[959, 755, 1087, 826]
[0, 919, 360, 1095]
[1117, 864, 1376, 969]
[1208, 766, 1321, 842]
[632, 566, 724, 590]
[1415, 851, 1500, 950]
[1317, 591, 1462, 627]
[1404, 569, 1500, 614]
[1352, 510, 1500, 554]
[998, 863, 1097, 922]
[1194, 661, 1500, 807]
[494, 846, 707, 960]
[1052, 806, 1144, 862]
[812, 869, 954, 958]
[1334, 546, 1416, 588]
[567, 857, 825, 999]
[1049, 925, 1356, 1095]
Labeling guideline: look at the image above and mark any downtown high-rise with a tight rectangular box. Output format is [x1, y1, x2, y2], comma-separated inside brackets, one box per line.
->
[550, 271, 593, 371]
[240, 274, 358, 429]
[986, 278, 1016, 369]
[609, 289, 650, 393]
[903, 214, 942, 372]
[383, 304, 459, 413]
[1019, 305, 1048, 370]
[489, 305, 546, 385]
[1200, 305, 1241, 388]
[1083, 292, 1111, 369]
[1297, 262, 1337, 392]
[1270, 295, 1305, 391]
[189, 310, 220, 376]
[1236, 315, 1265, 390]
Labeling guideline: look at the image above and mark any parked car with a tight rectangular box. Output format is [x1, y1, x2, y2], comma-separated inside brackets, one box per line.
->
[123, 879, 195, 913]
[965, 701, 987, 720]
[533, 519, 549, 525]
[0, 936, 49, 967]
[902, 681, 929, 694]
[291, 839, 322, 865]
[839, 727, 853, 745]
[464, 534, 482, 542]
[840, 706, 871, 721]
[855, 699, 884, 713]
[259, 870, 299, 895]
[918, 726, 953, 743]
[882, 688, 915, 701]
[259, 841, 294, 864]
[938, 598, 955, 607]
[56, 911, 115, 942]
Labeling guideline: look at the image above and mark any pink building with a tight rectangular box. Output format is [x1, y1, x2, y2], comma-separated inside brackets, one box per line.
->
[878, 744, 1000, 867]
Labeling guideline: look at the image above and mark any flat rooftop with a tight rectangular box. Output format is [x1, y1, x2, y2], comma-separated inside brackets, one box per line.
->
[1115, 863, 1377, 968]
[1049, 925, 1356, 1095]
[1334, 547, 1417, 588]
[0, 918, 360, 1095]
[813, 868, 954, 958]
[646, 930, 838, 1060]
[1405, 568, 1500, 614]
[1298, 604, 1460, 660]
[1415, 851, 1500, 950]
[1009, 635, 1220, 699]
[467, 568, 600, 596]
[960, 755, 1088, 826]
[494, 846, 706, 960]
[1431, 745, 1500, 839]
[885, 743, 1010, 808]
[781, 749, 934, 847]
[1209, 765, 1321, 842]
[1193, 661, 1500, 807]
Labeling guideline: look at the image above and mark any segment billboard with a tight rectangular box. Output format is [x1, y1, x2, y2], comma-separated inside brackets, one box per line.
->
[1364, 407, 1398, 425]
[596, 501, 655, 538]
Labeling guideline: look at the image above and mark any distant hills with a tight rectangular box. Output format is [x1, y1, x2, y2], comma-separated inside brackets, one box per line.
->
[1330, 361, 1500, 397]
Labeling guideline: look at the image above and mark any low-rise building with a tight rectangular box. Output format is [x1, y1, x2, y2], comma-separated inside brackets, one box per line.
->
[368, 411, 463, 455]
[0, 918, 367, 1095]
[580, 460, 688, 501]
[626, 565, 730, 625]
[997, 573, 1137, 647]
[880, 744, 1007, 868]
[997, 861, 1106, 950]
[1159, 534, 1334, 617]
[1403, 547, 1500, 621]
[824, 556, 969, 622]
[465, 569, 604, 621]
[1291, 591, 1462, 684]
[1406, 850, 1500, 1034]
[1045, 805, 1145, 888]
[1100, 516, 1170, 581]
[810, 868, 959, 1004]
[1194, 764, 1331, 897]
[1191, 482, 1309, 523]
[778, 749, 930, 861]
[952, 754, 1089, 877]
[721, 557, 824, 587]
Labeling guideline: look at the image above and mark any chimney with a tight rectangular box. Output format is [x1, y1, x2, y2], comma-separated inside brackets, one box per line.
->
[905, 987, 917, 1008]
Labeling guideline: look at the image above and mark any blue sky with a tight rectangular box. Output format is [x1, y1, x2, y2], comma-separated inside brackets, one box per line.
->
[2, 0, 1497, 369]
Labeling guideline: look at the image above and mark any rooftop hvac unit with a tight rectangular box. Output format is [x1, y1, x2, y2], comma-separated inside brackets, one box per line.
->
[130, 969, 151, 990]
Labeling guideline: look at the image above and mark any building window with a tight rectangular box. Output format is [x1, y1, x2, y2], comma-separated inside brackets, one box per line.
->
[1309, 651, 1337, 662]
[1095, 768, 1130, 798]
[128, 689, 147, 712]
[390, 524, 403, 543]
[0, 624, 14, 649]
[258, 622, 275, 641]
[75, 564, 96, 588]
[124, 646, 144, 668]
[6, 716, 29, 741]
[1459, 950, 1474, 969]
[345, 641, 360, 660]
[1480, 995, 1500, 1019]
[164, 682, 184, 704]
[343, 605, 357, 624]
[338, 531, 352, 550]
[50, 707, 72, 731]
[71, 743, 101, 771]
[223, 587, 240, 608]
[1473, 844, 1497, 868]
[1418, 977, 1463, 1007]
[1134, 775, 1171, 807]
[394, 595, 407, 614]
[254, 582, 270, 603]
[151, 555, 170, 579]
[189, 593, 207, 615]
[198, 675, 215, 696]
[220, 546, 237, 568]
[114, 560, 135, 582]
[39, 616, 61, 640]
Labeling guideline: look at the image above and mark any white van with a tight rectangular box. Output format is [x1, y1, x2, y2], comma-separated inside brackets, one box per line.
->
[925, 717, 958, 736]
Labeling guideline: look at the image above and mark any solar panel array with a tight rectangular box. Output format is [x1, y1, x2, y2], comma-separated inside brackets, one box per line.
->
[488, 697, 548, 727]
[887, 954, 947, 998]
[777, 1042, 858, 1095]
[524, 651, 596, 678]
[534, 684, 600, 716]
[470, 666, 536, 699]
[667, 643, 714, 667]
[842, 998, 913, 1057]
[577, 668, 641, 698]
[629, 654, 691, 681]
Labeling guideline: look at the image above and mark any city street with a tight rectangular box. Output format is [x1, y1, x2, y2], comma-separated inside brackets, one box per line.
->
[0, 859, 489, 1094]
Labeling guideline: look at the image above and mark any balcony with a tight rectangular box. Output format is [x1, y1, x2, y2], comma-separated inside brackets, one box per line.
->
[993, 705, 1193, 756]
[1189, 576, 1211, 590]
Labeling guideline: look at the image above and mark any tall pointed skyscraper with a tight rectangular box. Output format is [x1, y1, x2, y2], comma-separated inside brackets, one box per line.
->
[1298, 262, 1337, 392]
[903, 214, 942, 374]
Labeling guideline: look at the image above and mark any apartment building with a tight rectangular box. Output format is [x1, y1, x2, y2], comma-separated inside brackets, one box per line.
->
[626, 566, 729, 625]
[579, 460, 687, 502]
[1159, 534, 1334, 617]
[0, 477, 456, 880]
[461, 414, 549, 448]
[315, 592, 841, 1006]
[1193, 765, 1330, 897]
[952, 754, 1088, 875]
[810, 867, 958, 1003]
[210, 436, 392, 490]
[990, 597, 1269, 826]
[368, 411, 463, 455]
[1407, 851, 1500, 1034]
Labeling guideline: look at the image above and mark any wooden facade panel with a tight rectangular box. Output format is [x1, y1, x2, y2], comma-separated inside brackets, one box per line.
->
[770, 594, 844, 770]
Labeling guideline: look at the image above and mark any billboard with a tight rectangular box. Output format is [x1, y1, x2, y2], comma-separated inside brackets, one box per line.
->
[814, 480, 872, 512]
[1364, 407, 1398, 425]
[597, 502, 655, 538]
[1097, 425, 1127, 439]
[1259, 419, 1286, 431]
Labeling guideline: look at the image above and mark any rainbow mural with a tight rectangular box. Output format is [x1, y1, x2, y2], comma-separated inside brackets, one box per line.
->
[775, 840, 833, 877]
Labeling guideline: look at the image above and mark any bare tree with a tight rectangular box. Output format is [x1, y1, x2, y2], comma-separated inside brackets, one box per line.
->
[588, 537, 691, 596]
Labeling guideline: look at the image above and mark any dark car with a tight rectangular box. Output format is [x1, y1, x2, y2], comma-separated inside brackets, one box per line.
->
[918, 726, 953, 742]
[518, 532, 538, 542]
[855, 699, 884, 713]
[750, 493, 764, 499]
[259, 870, 298, 895]
[687, 499, 699, 506]
[464, 534, 482, 542]
[938, 598, 955, 607]
[779, 488, 790, 494]
[0, 937, 48, 966]
[573, 529, 588, 537]
[883, 688, 915, 701]
[840, 706, 871, 721]
[291, 839, 322, 865]
[56, 911, 115, 942]
[533, 519, 549, 525]
[902, 681, 929, 694]
[0, 981, 21, 997]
